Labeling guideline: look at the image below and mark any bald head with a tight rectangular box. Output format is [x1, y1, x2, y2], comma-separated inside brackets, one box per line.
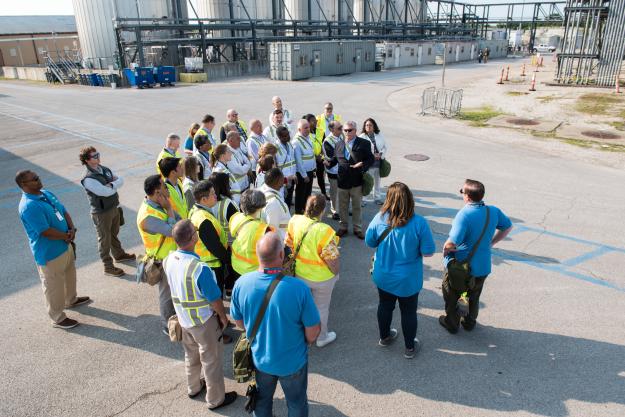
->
[250, 119, 262, 134]
[272, 96, 283, 109]
[226, 109, 238, 122]
[256, 232, 284, 266]
[297, 119, 310, 135]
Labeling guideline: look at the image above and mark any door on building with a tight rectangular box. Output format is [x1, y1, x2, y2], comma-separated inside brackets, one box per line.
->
[355, 48, 362, 72]
[455, 45, 460, 62]
[394, 46, 400, 67]
[313, 50, 321, 77]
[418, 45, 422, 65]
[471, 44, 475, 60]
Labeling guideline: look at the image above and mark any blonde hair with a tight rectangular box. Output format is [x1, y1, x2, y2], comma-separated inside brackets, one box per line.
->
[258, 142, 278, 159]
[189, 122, 200, 137]
[210, 143, 230, 167]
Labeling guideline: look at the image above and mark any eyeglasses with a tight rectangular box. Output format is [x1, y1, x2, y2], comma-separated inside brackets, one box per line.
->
[343, 128, 354, 132]
[459, 188, 465, 194]
[89, 152, 100, 160]
[26, 175, 40, 183]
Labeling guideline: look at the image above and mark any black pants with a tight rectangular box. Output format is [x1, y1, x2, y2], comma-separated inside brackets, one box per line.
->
[295, 171, 314, 214]
[315, 156, 327, 196]
[441, 274, 487, 330]
[213, 265, 225, 296]
[377, 288, 419, 349]
[224, 248, 240, 291]
[285, 182, 295, 209]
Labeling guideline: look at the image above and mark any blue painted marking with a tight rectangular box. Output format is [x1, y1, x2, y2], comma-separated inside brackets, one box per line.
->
[515, 224, 625, 254]
[561, 246, 612, 267]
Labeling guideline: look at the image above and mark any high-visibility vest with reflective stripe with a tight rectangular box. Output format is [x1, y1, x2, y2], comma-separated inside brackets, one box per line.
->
[156, 148, 182, 174]
[222, 120, 248, 141]
[213, 162, 242, 198]
[322, 135, 340, 175]
[276, 141, 296, 177]
[189, 205, 227, 268]
[294, 134, 316, 162]
[164, 251, 214, 328]
[229, 212, 270, 275]
[315, 113, 342, 149]
[136, 200, 177, 260]
[194, 127, 217, 147]
[165, 179, 189, 219]
[288, 214, 338, 282]
[209, 197, 239, 243]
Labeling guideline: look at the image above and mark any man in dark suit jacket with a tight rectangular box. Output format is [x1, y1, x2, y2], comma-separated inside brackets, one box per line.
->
[335, 121, 374, 239]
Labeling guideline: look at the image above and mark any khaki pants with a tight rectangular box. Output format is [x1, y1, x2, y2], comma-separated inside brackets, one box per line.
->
[91, 207, 125, 269]
[181, 315, 225, 408]
[338, 186, 363, 232]
[37, 246, 77, 324]
[300, 275, 338, 340]
[328, 177, 338, 214]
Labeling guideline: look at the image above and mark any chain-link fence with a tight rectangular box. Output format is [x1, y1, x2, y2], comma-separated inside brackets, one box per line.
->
[421, 87, 463, 118]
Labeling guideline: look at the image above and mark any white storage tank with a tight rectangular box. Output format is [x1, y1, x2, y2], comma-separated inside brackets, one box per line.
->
[72, 0, 182, 69]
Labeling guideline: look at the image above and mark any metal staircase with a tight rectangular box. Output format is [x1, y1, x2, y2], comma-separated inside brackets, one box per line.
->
[45, 53, 80, 84]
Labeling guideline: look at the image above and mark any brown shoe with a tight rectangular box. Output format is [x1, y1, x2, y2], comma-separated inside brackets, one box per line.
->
[53, 318, 79, 329]
[67, 296, 91, 308]
[336, 229, 348, 237]
[114, 253, 136, 262]
[354, 230, 365, 240]
[104, 267, 125, 277]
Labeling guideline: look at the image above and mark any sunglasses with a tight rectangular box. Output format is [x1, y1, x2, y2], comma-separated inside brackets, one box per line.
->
[89, 152, 100, 160]
[343, 128, 354, 132]
[26, 175, 40, 183]
[459, 188, 465, 194]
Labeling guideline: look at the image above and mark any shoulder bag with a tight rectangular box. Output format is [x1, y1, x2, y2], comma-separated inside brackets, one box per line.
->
[233, 273, 284, 385]
[445, 207, 490, 292]
[371, 135, 391, 178]
[282, 221, 317, 276]
[370, 225, 394, 275]
[136, 236, 167, 286]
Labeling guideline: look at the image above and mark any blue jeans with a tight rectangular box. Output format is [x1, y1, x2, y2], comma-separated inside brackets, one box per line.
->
[253, 364, 308, 417]
[377, 287, 419, 349]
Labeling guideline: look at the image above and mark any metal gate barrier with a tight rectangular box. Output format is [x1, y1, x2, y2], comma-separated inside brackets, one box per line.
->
[421, 87, 463, 118]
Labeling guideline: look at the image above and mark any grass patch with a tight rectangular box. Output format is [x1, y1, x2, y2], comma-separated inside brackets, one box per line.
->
[506, 91, 529, 96]
[537, 95, 559, 103]
[575, 93, 623, 115]
[457, 106, 505, 127]
[561, 138, 594, 148]
[533, 131, 625, 152]
[609, 121, 625, 131]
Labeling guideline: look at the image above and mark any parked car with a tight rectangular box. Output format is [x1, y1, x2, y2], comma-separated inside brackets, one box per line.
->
[533, 44, 557, 53]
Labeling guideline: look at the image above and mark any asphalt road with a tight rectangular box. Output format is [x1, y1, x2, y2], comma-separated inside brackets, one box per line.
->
[1, 58, 624, 417]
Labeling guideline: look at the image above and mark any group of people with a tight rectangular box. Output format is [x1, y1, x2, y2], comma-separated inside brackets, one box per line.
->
[16, 96, 513, 416]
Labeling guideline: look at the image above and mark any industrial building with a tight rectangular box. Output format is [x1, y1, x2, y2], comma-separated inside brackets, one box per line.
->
[1, 0, 623, 86]
[0, 16, 79, 67]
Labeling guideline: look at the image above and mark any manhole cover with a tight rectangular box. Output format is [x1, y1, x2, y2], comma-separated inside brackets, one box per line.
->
[404, 154, 430, 161]
[505, 117, 540, 126]
[581, 130, 621, 140]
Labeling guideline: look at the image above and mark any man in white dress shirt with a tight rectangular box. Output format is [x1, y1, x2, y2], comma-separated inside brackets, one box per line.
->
[268, 96, 294, 134]
[260, 168, 291, 242]
[225, 131, 252, 194]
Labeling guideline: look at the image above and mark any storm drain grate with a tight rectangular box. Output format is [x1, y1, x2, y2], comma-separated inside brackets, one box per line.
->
[581, 130, 621, 140]
[404, 154, 430, 162]
[505, 117, 540, 126]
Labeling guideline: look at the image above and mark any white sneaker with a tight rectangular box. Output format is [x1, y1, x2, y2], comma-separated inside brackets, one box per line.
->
[316, 331, 337, 348]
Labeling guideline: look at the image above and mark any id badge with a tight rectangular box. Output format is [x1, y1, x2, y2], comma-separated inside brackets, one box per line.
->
[55, 210, 64, 221]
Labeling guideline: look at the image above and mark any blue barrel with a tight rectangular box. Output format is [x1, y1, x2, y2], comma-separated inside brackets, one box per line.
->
[123, 68, 136, 87]
[156, 66, 176, 86]
[88, 73, 99, 86]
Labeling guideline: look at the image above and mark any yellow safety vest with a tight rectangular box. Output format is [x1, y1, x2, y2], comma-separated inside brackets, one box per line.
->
[194, 127, 217, 147]
[294, 134, 316, 162]
[229, 212, 271, 275]
[288, 214, 338, 282]
[165, 179, 189, 219]
[189, 205, 227, 268]
[164, 255, 213, 327]
[315, 113, 342, 152]
[222, 120, 248, 140]
[210, 197, 239, 242]
[136, 200, 177, 260]
[156, 148, 182, 174]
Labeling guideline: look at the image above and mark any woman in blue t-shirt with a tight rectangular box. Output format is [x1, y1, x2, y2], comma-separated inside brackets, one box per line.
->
[365, 182, 436, 359]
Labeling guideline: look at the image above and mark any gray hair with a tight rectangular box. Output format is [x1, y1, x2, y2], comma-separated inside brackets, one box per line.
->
[226, 130, 240, 142]
[172, 219, 196, 247]
[343, 120, 357, 130]
[328, 120, 342, 131]
[225, 122, 237, 132]
[256, 232, 284, 265]
[240, 189, 266, 215]
[226, 108, 237, 117]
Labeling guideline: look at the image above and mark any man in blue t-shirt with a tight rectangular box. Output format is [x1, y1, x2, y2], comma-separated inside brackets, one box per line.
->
[231, 232, 320, 417]
[440, 179, 513, 334]
[16, 170, 90, 329]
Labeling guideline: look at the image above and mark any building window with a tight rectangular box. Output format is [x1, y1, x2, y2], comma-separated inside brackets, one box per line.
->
[365, 52, 371, 61]
[337, 54, 343, 64]
[428, 47, 432, 55]
[448, 48, 452, 54]
[410, 48, 415, 56]
[388, 49, 393, 58]
[461, 46, 465, 53]
[10, 48, 17, 57]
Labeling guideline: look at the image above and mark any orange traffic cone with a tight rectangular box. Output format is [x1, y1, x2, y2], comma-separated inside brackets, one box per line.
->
[521, 64, 526, 77]
[529, 73, 537, 91]
[497, 68, 504, 84]
[504, 65, 510, 81]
